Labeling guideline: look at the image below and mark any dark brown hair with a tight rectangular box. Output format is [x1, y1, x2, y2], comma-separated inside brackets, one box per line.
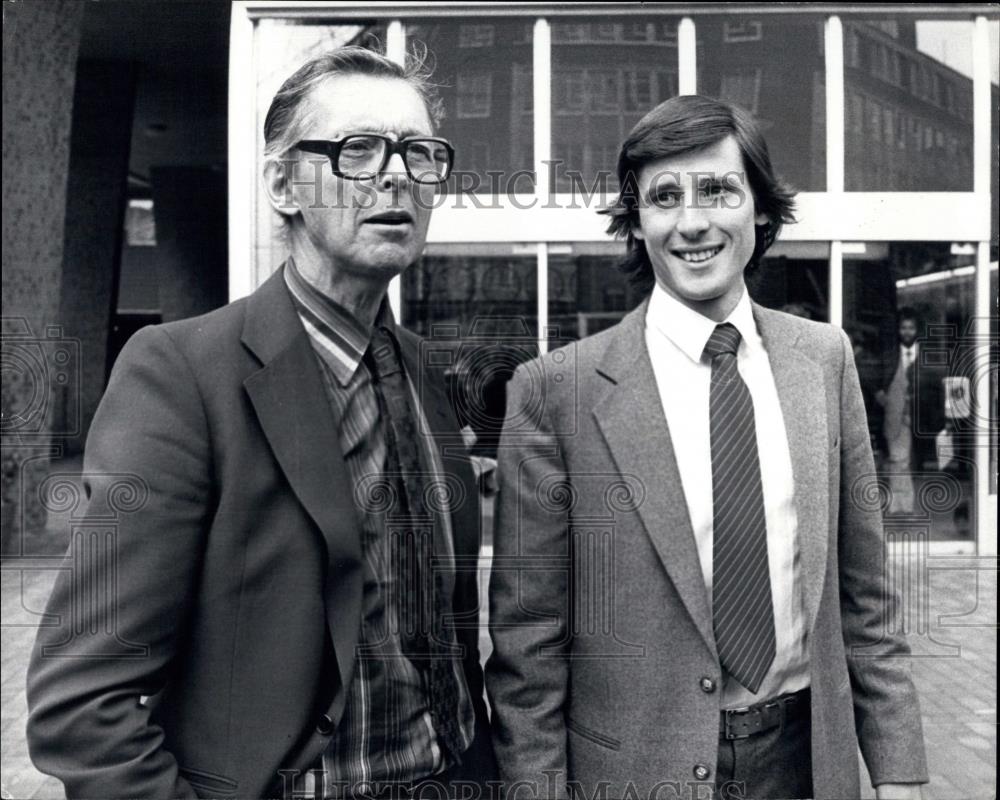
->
[600, 95, 797, 295]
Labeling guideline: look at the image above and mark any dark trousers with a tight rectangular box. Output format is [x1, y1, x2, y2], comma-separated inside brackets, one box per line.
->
[715, 702, 813, 800]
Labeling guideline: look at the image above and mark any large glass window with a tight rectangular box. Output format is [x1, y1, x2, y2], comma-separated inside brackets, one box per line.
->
[402, 245, 537, 457]
[843, 18, 974, 191]
[843, 242, 978, 540]
[404, 20, 535, 195]
[696, 15, 827, 191]
[551, 18, 679, 194]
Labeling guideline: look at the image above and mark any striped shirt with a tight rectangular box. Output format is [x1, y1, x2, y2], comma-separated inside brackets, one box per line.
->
[283, 259, 475, 795]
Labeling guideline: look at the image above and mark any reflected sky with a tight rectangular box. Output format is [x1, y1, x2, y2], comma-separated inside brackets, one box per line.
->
[916, 20, 1000, 84]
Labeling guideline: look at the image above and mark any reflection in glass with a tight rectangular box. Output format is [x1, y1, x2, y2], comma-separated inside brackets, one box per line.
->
[402, 245, 537, 458]
[405, 20, 535, 195]
[547, 243, 643, 344]
[748, 242, 830, 321]
[843, 19, 974, 190]
[551, 19, 679, 194]
[696, 16, 826, 191]
[843, 242, 979, 540]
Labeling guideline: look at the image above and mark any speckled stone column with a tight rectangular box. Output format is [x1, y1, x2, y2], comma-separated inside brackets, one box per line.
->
[2, 0, 85, 554]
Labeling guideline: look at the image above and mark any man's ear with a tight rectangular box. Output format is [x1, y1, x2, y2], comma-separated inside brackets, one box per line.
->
[755, 209, 769, 227]
[263, 157, 300, 220]
[631, 220, 645, 241]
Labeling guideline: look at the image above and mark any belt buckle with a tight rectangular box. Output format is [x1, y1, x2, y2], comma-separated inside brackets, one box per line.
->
[722, 705, 756, 740]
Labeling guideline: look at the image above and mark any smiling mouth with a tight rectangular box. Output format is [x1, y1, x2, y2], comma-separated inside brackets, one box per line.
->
[673, 245, 723, 264]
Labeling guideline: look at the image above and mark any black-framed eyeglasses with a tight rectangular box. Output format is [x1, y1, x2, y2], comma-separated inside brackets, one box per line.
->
[295, 134, 455, 184]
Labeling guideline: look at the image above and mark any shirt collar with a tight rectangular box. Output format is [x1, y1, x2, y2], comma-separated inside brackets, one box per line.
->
[646, 281, 758, 364]
[284, 256, 395, 385]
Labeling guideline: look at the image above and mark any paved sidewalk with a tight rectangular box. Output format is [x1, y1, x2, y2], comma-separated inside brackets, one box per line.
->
[2, 541, 995, 799]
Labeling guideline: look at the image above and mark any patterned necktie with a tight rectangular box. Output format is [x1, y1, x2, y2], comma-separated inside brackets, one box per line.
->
[704, 323, 775, 695]
[366, 324, 465, 763]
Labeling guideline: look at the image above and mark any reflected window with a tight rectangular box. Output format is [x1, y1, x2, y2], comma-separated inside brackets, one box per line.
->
[697, 15, 826, 191]
[843, 18, 974, 191]
[551, 17, 678, 194]
[406, 19, 534, 195]
[456, 73, 492, 118]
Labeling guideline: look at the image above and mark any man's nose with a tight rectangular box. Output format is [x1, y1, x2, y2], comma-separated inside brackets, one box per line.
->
[675, 193, 710, 238]
[377, 150, 410, 190]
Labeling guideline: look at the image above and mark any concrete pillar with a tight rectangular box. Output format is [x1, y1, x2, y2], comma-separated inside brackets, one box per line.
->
[2, 0, 85, 554]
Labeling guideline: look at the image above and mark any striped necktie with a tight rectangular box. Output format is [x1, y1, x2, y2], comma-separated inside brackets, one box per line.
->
[366, 324, 465, 763]
[704, 323, 775, 694]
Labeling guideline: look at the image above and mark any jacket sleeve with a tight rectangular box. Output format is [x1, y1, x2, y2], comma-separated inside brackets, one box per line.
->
[486, 364, 571, 799]
[25, 325, 211, 799]
[835, 328, 930, 786]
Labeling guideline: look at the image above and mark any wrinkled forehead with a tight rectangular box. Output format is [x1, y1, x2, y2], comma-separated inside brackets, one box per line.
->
[295, 74, 435, 141]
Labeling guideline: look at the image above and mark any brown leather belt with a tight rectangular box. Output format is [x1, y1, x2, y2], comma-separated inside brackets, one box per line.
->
[719, 687, 810, 740]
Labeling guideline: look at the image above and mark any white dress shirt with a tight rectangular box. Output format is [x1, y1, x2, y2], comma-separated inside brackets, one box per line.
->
[645, 283, 810, 708]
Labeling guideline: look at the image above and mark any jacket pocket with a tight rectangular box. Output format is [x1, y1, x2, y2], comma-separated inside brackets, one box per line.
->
[567, 717, 622, 751]
[178, 766, 239, 796]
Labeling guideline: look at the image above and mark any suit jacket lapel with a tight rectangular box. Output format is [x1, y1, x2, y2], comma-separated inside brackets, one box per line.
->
[592, 301, 717, 657]
[753, 304, 829, 634]
[241, 267, 364, 706]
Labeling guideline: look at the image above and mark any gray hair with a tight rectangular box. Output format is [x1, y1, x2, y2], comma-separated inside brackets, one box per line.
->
[263, 44, 444, 158]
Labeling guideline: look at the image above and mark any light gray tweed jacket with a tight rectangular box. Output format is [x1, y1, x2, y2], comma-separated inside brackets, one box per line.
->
[486, 298, 928, 800]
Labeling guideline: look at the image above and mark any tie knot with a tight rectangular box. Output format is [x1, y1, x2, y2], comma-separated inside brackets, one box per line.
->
[703, 323, 742, 360]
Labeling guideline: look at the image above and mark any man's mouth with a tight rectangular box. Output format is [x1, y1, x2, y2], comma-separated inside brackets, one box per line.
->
[673, 245, 723, 264]
[364, 210, 414, 226]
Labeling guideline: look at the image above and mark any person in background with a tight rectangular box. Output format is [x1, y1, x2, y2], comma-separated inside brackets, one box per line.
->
[876, 306, 946, 515]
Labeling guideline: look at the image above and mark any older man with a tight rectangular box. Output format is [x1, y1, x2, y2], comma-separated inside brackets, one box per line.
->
[27, 48, 494, 799]
[487, 96, 927, 800]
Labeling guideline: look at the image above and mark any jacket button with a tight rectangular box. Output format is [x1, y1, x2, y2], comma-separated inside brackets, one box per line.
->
[700, 677, 716, 693]
[316, 714, 334, 736]
[693, 764, 711, 781]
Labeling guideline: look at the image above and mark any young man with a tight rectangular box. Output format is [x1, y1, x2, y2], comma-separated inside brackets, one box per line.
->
[27, 48, 494, 799]
[487, 95, 927, 800]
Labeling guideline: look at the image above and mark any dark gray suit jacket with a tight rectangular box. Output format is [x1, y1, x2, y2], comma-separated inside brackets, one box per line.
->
[486, 299, 928, 799]
[26, 268, 495, 799]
